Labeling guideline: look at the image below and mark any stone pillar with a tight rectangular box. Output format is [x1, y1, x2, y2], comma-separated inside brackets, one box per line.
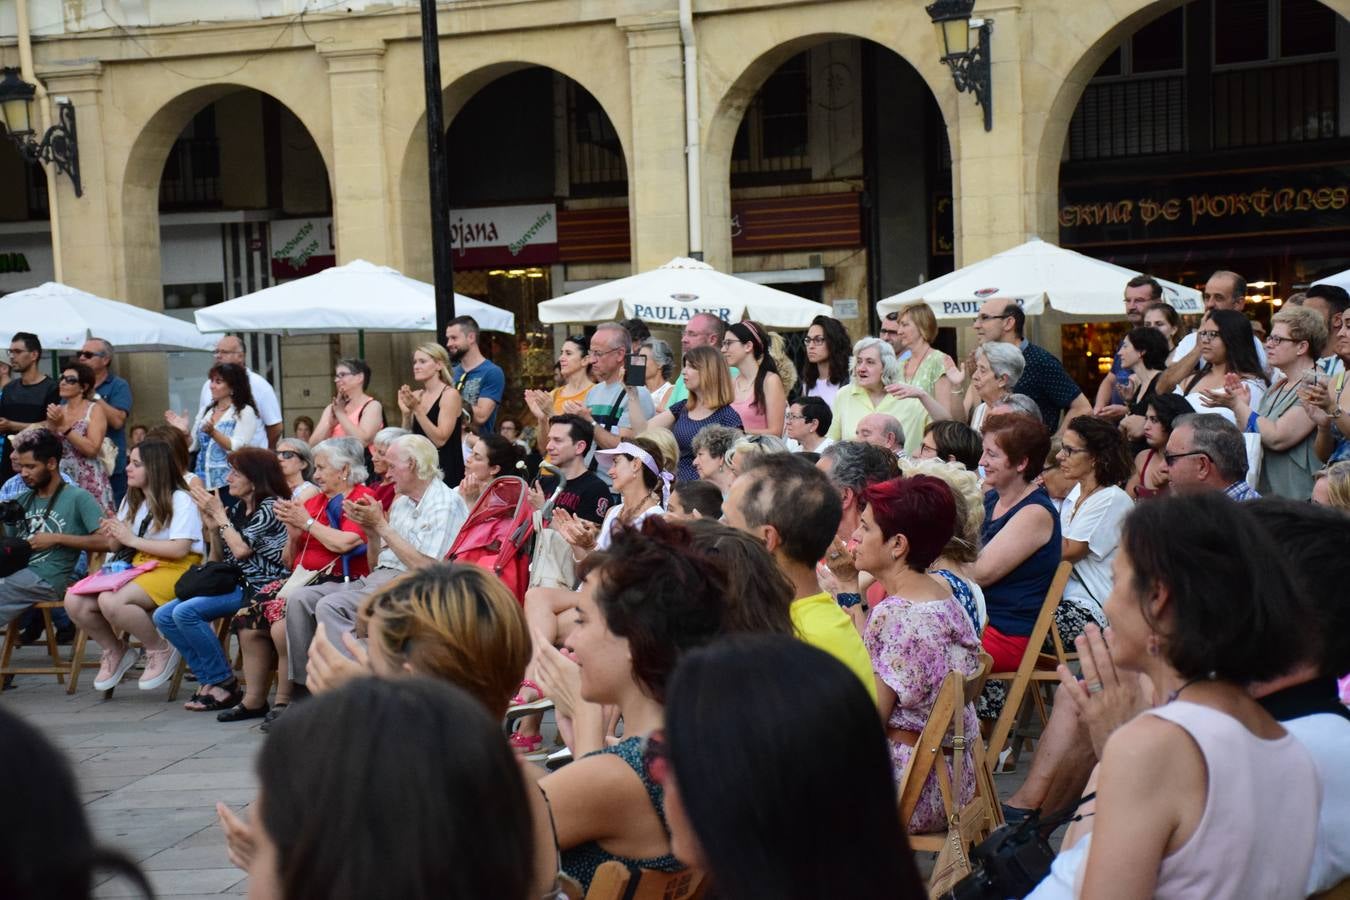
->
[619, 13, 690, 271]
[318, 41, 399, 407]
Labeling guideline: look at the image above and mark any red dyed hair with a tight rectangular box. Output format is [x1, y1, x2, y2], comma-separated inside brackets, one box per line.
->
[983, 412, 1051, 481]
[860, 475, 956, 572]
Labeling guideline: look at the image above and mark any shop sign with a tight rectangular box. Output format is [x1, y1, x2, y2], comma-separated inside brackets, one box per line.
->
[449, 204, 558, 268]
[0, 236, 54, 293]
[1059, 163, 1350, 247]
[270, 218, 336, 279]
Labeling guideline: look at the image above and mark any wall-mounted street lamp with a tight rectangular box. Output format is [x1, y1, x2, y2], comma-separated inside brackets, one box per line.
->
[0, 67, 82, 197]
[925, 0, 994, 132]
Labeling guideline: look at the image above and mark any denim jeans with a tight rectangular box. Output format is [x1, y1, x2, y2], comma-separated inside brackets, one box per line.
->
[153, 588, 245, 686]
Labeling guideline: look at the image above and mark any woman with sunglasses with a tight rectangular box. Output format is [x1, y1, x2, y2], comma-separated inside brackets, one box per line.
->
[656, 635, 925, 900]
[307, 358, 384, 447]
[44, 361, 113, 512]
[274, 437, 319, 504]
[721, 321, 786, 437]
[1125, 394, 1194, 500]
[1203, 305, 1327, 500]
[1173, 309, 1269, 427]
[531, 518, 725, 893]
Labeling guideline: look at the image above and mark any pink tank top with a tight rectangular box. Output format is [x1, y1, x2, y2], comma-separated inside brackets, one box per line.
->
[1146, 701, 1318, 900]
[331, 398, 375, 439]
[730, 396, 768, 432]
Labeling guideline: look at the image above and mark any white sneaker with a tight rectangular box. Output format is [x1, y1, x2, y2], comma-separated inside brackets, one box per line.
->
[138, 645, 180, 690]
[93, 645, 141, 691]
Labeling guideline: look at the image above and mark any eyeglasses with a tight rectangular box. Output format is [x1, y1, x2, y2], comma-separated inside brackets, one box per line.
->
[1163, 450, 1209, 466]
[974, 312, 1013, 323]
[1264, 334, 1300, 346]
[278, 450, 300, 460]
[880, 327, 901, 337]
[1196, 329, 1221, 341]
[785, 412, 807, 421]
[641, 729, 669, 786]
[1057, 444, 1091, 456]
[803, 336, 827, 346]
[884, 311, 900, 321]
[77, 350, 107, 359]
[334, 371, 355, 379]
[589, 346, 624, 358]
[59, 375, 81, 385]
[720, 339, 743, 350]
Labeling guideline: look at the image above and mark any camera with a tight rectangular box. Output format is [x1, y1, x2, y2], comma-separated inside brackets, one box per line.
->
[0, 499, 26, 527]
[941, 812, 1059, 900]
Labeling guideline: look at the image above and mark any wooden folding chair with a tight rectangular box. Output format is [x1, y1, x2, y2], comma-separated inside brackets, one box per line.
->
[898, 657, 1002, 896]
[583, 861, 706, 900]
[0, 601, 69, 686]
[983, 562, 1073, 773]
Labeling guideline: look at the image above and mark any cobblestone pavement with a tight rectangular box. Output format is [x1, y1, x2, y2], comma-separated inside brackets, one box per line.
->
[3, 642, 1046, 897]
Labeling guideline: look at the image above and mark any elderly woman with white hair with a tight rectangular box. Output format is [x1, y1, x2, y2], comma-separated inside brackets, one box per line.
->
[366, 425, 410, 510]
[825, 337, 907, 443]
[639, 338, 677, 411]
[968, 342, 1027, 432]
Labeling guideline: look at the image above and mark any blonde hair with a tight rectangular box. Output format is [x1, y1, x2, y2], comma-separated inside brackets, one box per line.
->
[685, 345, 736, 410]
[639, 426, 680, 475]
[358, 564, 531, 719]
[1315, 461, 1350, 510]
[767, 331, 797, 397]
[897, 457, 984, 563]
[414, 342, 455, 387]
[1270, 305, 1328, 359]
[900, 302, 939, 344]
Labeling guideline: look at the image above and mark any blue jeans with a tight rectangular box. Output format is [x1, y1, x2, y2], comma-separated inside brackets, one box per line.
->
[153, 588, 245, 686]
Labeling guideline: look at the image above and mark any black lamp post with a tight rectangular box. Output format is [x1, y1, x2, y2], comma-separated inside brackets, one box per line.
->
[418, 1, 456, 337]
[925, 0, 994, 132]
[0, 67, 82, 196]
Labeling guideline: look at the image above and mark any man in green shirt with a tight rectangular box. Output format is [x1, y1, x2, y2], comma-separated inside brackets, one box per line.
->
[0, 430, 106, 632]
[722, 452, 877, 701]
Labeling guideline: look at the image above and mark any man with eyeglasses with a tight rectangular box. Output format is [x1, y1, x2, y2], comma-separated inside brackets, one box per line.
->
[0, 332, 60, 483]
[1161, 413, 1260, 500]
[561, 323, 654, 490]
[879, 311, 906, 358]
[664, 313, 735, 408]
[197, 336, 283, 449]
[76, 338, 133, 504]
[1156, 270, 1268, 394]
[971, 298, 1092, 433]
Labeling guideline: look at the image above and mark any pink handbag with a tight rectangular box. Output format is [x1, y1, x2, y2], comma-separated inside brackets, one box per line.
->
[68, 560, 159, 595]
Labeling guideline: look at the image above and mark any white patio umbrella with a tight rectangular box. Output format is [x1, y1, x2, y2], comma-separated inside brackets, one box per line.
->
[0, 282, 218, 352]
[1317, 267, 1350, 293]
[537, 256, 834, 329]
[193, 259, 515, 336]
[876, 238, 1204, 321]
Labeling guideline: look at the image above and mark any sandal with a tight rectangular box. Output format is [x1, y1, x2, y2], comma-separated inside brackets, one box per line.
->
[184, 680, 243, 713]
[259, 702, 289, 733]
[508, 731, 543, 752]
[509, 680, 553, 715]
[511, 679, 543, 706]
[217, 701, 270, 723]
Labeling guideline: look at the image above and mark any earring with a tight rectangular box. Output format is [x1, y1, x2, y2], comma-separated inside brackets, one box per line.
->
[1147, 633, 1160, 657]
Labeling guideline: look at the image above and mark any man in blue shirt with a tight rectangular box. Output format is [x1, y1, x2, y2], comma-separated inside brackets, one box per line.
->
[972, 299, 1092, 433]
[77, 338, 133, 505]
[446, 316, 505, 435]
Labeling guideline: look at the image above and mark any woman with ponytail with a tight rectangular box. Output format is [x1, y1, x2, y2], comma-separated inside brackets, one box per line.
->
[722, 320, 787, 437]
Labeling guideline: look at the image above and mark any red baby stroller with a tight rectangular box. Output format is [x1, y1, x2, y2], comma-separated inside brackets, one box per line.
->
[444, 476, 535, 602]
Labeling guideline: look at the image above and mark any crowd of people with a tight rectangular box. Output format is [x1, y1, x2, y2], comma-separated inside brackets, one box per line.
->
[1, 274, 1348, 899]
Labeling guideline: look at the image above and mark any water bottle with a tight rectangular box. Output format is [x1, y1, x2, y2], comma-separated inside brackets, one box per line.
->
[104, 560, 130, 574]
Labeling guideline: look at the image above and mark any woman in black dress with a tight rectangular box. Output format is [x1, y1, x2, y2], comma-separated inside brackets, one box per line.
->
[398, 342, 465, 487]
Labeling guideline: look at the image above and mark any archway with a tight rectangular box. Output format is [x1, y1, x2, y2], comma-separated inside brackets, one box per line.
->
[1044, 0, 1350, 389]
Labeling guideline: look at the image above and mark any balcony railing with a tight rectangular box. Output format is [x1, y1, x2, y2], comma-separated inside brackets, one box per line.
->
[1212, 58, 1338, 149]
[1068, 74, 1188, 161]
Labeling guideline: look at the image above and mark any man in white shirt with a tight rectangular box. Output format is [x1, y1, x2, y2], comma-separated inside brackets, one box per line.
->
[1156, 270, 1268, 393]
[197, 336, 283, 448]
[288, 435, 467, 669]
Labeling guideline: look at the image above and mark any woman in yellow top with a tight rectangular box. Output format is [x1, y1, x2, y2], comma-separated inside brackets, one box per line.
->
[525, 334, 594, 451]
[826, 337, 907, 444]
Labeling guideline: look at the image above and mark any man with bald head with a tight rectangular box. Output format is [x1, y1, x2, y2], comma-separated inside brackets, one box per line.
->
[197, 336, 284, 448]
[972, 297, 1091, 433]
[665, 313, 733, 408]
[855, 412, 905, 456]
[1156, 270, 1267, 393]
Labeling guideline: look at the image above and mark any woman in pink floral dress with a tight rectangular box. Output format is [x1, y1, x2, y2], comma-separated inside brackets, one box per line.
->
[852, 474, 982, 833]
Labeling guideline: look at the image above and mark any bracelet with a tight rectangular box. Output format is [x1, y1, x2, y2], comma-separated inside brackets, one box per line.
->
[1245, 411, 1260, 433]
[836, 592, 863, 609]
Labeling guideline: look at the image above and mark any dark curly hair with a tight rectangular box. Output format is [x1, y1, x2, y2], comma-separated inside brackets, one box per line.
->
[579, 517, 726, 703]
[207, 362, 259, 416]
[1064, 415, 1134, 488]
[799, 315, 851, 393]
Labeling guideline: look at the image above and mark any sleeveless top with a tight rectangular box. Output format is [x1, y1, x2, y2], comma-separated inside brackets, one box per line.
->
[559, 736, 683, 891]
[1146, 702, 1318, 900]
[1257, 378, 1319, 500]
[412, 388, 464, 488]
[331, 397, 376, 439]
[980, 487, 1062, 637]
[1132, 449, 1167, 500]
[730, 395, 769, 432]
[932, 568, 984, 635]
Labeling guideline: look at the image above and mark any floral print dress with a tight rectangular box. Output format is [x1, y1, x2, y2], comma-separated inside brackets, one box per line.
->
[60, 405, 114, 513]
[864, 593, 982, 833]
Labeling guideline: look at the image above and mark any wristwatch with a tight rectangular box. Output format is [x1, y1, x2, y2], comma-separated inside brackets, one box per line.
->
[836, 592, 863, 609]
[92, 392, 103, 402]
[304, 516, 315, 532]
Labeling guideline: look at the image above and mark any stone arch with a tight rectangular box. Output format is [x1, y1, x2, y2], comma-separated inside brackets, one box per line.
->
[697, 2, 958, 270]
[1027, 0, 1350, 240]
[118, 78, 334, 311]
[394, 58, 633, 281]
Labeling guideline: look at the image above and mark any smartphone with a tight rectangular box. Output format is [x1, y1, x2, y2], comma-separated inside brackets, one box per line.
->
[625, 354, 646, 387]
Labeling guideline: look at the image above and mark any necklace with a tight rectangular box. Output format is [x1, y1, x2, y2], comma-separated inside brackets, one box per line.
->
[1166, 673, 1212, 703]
[905, 345, 932, 379]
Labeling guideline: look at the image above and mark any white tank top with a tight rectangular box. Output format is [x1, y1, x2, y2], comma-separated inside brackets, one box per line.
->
[1148, 701, 1319, 900]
